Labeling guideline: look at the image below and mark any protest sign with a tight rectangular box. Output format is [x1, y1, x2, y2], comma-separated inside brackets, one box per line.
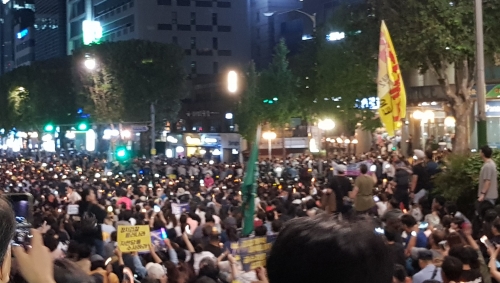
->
[230, 235, 277, 272]
[67, 204, 79, 215]
[117, 225, 151, 252]
[172, 202, 190, 215]
[150, 228, 168, 250]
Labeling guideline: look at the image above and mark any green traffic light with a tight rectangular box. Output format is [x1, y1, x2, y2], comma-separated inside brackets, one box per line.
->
[44, 124, 54, 132]
[263, 99, 269, 103]
[77, 123, 88, 131]
[116, 148, 127, 158]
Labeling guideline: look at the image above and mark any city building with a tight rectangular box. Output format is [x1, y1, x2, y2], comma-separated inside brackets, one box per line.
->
[67, 0, 251, 76]
[13, 25, 34, 67]
[0, 0, 35, 74]
[34, 0, 67, 61]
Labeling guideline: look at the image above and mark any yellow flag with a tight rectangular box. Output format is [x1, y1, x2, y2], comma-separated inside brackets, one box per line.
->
[377, 20, 407, 136]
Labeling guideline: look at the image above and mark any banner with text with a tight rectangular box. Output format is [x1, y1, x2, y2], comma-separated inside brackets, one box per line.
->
[229, 235, 277, 272]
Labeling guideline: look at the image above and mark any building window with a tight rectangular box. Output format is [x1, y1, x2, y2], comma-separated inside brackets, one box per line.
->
[217, 25, 231, 32]
[117, 7, 121, 13]
[217, 1, 231, 8]
[218, 50, 232, 56]
[212, 37, 218, 49]
[213, 62, 219, 74]
[190, 37, 196, 49]
[212, 13, 218, 25]
[177, 0, 190, 6]
[130, 25, 135, 32]
[158, 24, 172, 30]
[172, 12, 177, 24]
[172, 36, 178, 44]
[190, 12, 196, 25]
[191, 61, 197, 74]
[196, 1, 211, 7]
[157, 0, 172, 5]
[256, 11, 260, 22]
[130, 0, 134, 7]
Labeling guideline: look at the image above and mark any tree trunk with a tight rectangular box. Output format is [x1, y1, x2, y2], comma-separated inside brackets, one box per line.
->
[452, 102, 471, 153]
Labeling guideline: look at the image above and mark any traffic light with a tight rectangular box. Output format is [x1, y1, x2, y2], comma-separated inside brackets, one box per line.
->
[77, 122, 89, 131]
[44, 123, 54, 132]
[115, 146, 129, 161]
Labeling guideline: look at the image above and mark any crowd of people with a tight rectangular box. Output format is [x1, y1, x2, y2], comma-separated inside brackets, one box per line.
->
[0, 144, 497, 283]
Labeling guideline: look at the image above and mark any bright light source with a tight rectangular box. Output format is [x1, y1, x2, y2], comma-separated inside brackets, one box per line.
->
[200, 149, 207, 154]
[77, 123, 88, 131]
[44, 124, 54, 132]
[318, 119, 335, 131]
[228, 71, 238, 93]
[84, 58, 96, 70]
[262, 131, 277, 140]
[209, 160, 214, 165]
[117, 149, 126, 157]
[263, 12, 275, 16]
[82, 20, 102, 45]
[166, 149, 173, 158]
[225, 113, 233, 119]
[327, 32, 345, 41]
[212, 149, 222, 156]
[95, 173, 101, 178]
[166, 136, 178, 143]
[302, 35, 313, 41]
[121, 130, 131, 139]
[86, 129, 96, 151]
[176, 146, 185, 153]
[232, 149, 239, 154]
[65, 131, 76, 139]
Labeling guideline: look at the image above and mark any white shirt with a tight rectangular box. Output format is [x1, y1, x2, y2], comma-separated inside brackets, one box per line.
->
[67, 191, 81, 204]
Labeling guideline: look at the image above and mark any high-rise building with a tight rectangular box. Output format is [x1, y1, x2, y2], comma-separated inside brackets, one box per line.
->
[1, 0, 35, 74]
[34, 0, 67, 61]
[14, 24, 34, 67]
[67, 0, 251, 76]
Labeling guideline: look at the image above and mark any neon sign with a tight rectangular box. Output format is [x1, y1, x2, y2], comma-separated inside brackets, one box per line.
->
[17, 29, 28, 39]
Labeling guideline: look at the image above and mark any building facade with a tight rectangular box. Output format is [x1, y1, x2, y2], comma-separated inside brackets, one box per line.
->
[1, 0, 35, 74]
[67, 0, 251, 76]
[13, 25, 34, 67]
[35, 0, 67, 61]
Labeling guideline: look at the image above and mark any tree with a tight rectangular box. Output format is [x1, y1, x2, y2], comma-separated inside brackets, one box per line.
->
[235, 61, 261, 143]
[259, 39, 298, 127]
[290, 3, 381, 134]
[73, 40, 186, 124]
[0, 57, 76, 131]
[372, 0, 500, 152]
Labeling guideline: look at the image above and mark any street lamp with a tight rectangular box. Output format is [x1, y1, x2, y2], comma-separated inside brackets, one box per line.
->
[318, 119, 335, 131]
[262, 131, 277, 160]
[84, 58, 96, 70]
[263, 10, 316, 30]
[228, 70, 238, 93]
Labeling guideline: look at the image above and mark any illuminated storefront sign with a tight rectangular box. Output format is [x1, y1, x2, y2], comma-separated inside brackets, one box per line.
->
[17, 29, 28, 39]
[82, 20, 102, 45]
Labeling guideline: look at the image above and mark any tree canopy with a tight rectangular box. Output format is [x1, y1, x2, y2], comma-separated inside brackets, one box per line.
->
[73, 40, 186, 125]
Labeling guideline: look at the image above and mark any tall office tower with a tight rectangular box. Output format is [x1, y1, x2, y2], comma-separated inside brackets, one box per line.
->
[67, 0, 251, 76]
[35, 0, 67, 61]
[1, 0, 35, 73]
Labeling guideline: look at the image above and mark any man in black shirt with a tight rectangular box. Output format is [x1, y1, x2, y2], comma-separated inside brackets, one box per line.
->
[328, 164, 353, 214]
[411, 150, 430, 204]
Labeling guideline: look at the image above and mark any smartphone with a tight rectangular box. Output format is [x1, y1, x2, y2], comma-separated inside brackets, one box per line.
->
[160, 228, 168, 239]
[419, 222, 429, 230]
[7, 193, 34, 247]
[373, 196, 380, 202]
[374, 227, 384, 235]
[185, 225, 191, 235]
[154, 205, 161, 213]
[496, 260, 500, 269]
[480, 235, 495, 249]
[370, 165, 377, 172]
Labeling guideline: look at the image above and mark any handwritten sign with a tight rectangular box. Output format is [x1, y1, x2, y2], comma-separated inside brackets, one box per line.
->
[172, 203, 190, 215]
[117, 225, 151, 252]
[229, 235, 277, 272]
[67, 204, 79, 215]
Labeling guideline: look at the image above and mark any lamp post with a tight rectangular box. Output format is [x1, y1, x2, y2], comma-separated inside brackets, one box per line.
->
[262, 131, 277, 160]
[227, 70, 238, 94]
[84, 57, 96, 70]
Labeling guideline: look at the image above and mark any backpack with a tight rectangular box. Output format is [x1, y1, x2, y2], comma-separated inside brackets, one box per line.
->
[394, 168, 410, 188]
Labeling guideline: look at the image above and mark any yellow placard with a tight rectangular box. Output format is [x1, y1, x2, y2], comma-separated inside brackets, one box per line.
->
[117, 225, 152, 253]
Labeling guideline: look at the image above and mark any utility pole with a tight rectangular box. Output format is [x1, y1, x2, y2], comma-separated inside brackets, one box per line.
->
[475, 0, 487, 148]
[150, 102, 156, 156]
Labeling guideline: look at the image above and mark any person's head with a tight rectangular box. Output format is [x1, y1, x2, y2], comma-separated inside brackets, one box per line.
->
[417, 250, 434, 269]
[80, 188, 95, 203]
[425, 149, 433, 161]
[267, 214, 392, 283]
[449, 245, 479, 269]
[429, 229, 446, 248]
[441, 256, 463, 283]
[481, 145, 493, 160]
[400, 214, 417, 232]
[359, 164, 368, 175]
[384, 228, 399, 243]
[388, 198, 400, 210]
[392, 264, 409, 283]
[53, 258, 96, 283]
[0, 197, 15, 283]
[432, 196, 446, 211]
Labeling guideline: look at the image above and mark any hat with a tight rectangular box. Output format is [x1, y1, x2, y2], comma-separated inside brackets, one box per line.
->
[336, 164, 347, 173]
[90, 254, 104, 262]
[146, 263, 166, 279]
[414, 149, 425, 159]
[417, 250, 433, 261]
